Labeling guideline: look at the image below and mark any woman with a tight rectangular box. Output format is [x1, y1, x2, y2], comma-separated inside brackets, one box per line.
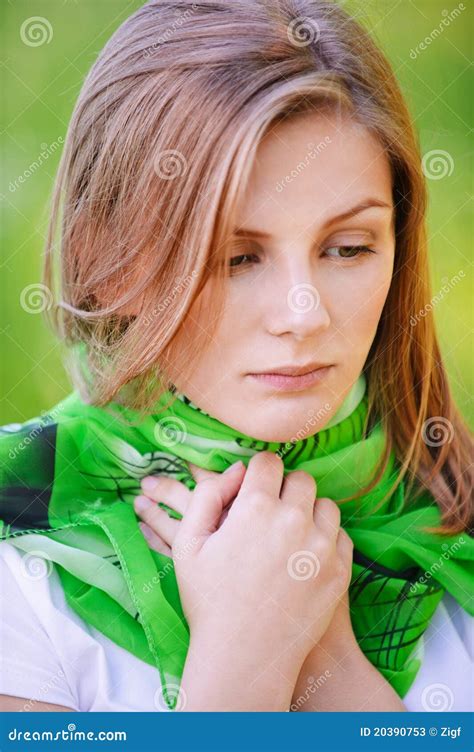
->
[0, 0, 472, 712]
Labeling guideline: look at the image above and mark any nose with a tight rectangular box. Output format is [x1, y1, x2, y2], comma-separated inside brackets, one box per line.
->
[264, 257, 331, 339]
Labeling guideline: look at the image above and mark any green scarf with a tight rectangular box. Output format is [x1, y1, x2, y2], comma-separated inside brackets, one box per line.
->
[0, 373, 472, 710]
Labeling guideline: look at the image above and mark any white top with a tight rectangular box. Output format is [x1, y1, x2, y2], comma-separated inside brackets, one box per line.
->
[0, 541, 472, 712]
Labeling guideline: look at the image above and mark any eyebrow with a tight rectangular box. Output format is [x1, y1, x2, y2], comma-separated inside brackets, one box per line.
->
[233, 198, 393, 238]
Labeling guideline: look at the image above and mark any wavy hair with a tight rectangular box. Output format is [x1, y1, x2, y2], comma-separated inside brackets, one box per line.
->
[43, 0, 473, 534]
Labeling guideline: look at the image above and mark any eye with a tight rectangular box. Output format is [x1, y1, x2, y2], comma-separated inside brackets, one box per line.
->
[324, 245, 375, 259]
[228, 253, 260, 271]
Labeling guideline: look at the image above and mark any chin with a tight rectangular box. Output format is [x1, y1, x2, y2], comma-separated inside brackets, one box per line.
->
[241, 407, 334, 444]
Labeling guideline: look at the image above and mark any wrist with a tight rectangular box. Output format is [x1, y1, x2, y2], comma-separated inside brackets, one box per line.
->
[178, 627, 302, 711]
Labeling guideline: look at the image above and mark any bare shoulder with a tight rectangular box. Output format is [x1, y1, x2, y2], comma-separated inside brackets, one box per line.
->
[0, 694, 75, 712]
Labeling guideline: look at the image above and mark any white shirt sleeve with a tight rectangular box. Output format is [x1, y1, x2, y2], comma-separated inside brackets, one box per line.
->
[0, 541, 170, 712]
[0, 541, 79, 710]
[403, 591, 473, 711]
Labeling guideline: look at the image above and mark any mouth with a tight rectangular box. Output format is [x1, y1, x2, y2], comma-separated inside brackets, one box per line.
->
[246, 365, 334, 392]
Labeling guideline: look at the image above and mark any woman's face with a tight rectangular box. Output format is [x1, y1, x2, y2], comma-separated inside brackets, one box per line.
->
[169, 111, 395, 442]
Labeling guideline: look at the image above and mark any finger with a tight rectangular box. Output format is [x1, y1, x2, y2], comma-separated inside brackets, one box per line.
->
[134, 495, 180, 546]
[187, 461, 219, 484]
[313, 497, 341, 538]
[280, 470, 317, 515]
[139, 522, 172, 557]
[237, 451, 284, 499]
[140, 475, 191, 516]
[336, 527, 354, 568]
[179, 461, 246, 540]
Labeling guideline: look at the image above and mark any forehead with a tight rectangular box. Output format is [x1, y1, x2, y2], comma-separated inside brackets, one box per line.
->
[236, 110, 393, 232]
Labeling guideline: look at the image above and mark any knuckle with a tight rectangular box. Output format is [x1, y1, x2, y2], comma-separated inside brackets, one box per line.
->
[288, 470, 316, 494]
[246, 489, 273, 510]
[282, 504, 308, 528]
[315, 534, 332, 558]
[253, 451, 283, 471]
[319, 496, 341, 526]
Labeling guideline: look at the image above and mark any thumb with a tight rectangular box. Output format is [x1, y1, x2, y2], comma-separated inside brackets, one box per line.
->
[179, 461, 246, 541]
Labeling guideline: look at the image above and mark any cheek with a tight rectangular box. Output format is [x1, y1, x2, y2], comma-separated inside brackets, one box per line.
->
[329, 260, 393, 339]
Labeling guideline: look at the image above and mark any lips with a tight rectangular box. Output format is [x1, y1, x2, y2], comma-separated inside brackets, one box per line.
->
[247, 365, 333, 393]
[249, 363, 331, 377]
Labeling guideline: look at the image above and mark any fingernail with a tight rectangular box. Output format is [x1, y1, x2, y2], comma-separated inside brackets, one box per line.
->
[224, 460, 243, 474]
[141, 476, 159, 492]
[134, 495, 154, 513]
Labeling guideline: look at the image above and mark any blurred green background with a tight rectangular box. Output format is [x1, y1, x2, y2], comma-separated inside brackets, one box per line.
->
[1, 0, 472, 425]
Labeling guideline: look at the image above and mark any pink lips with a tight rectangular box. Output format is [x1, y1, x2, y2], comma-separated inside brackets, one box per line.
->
[247, 366, 333, 392]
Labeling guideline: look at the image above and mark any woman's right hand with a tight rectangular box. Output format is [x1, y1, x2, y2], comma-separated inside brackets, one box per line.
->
[172, 451, 353, 674]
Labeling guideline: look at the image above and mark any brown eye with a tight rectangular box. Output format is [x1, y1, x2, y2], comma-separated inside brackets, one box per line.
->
[229, 253, 259, 269]
[324, 245, 374, 259]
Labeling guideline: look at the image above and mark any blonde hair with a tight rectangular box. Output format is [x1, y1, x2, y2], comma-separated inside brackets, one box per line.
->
[43, 0, 473, 533]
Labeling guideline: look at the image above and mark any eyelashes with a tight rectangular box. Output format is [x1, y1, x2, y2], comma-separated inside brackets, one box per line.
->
[228, 245, 375, 273]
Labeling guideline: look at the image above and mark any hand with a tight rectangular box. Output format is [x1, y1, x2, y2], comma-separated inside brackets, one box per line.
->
[134, 461, 233, 557]
[134, 452, 353, 675]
